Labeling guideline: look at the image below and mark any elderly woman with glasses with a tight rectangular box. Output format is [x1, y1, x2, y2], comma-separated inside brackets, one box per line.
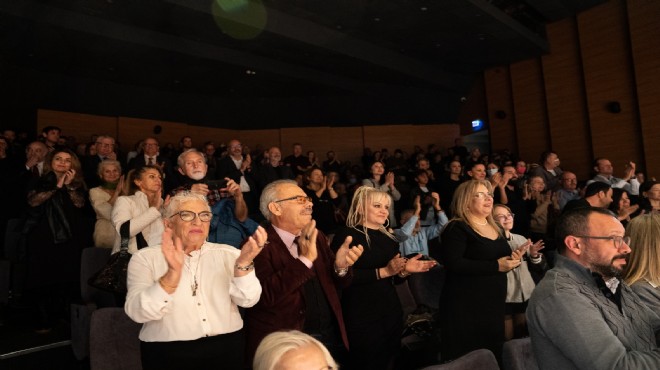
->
[253, 330, 338, 370]
[492, 204, 547, 340]
[438, 180, 524, 363]
[125, 192, 267, 370]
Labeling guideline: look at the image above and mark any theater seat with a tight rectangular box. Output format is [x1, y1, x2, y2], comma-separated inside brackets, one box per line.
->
[89, 307, 142, 370]
[502, 337, 540, 370]
[420, 348, 500, 370]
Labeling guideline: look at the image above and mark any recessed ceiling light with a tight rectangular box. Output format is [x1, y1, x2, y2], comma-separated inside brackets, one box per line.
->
[420, 6, 428, 11]
[374, 17, 381, 22]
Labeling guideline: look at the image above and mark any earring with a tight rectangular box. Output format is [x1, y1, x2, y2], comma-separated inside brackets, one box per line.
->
[384, 218, 390, 228]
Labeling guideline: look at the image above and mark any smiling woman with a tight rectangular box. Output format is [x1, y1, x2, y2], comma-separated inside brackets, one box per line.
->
[124, 192, 267, 370]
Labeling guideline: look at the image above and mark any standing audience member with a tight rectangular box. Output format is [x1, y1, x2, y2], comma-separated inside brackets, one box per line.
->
[395, 194, 448, 311]
[638, 181, 660, 214]
[127, 137, 178, 194]
[216, 139, 259, 220]
[587, 158, 640, 196]
[623, 214, 660, 313]
[530, 151, 563, 191]
[556, 171, 580, 211]
[88, 160, 125, 248]
[82, 135, 117, 188]
[492, 204, 546, 340]
[465, 162, 487, 181]
[608, 188, 639, 227]
[562, 181, 613, 213]
[253, 146, 295, 193]
[171, 149, 257, 248]
[253, 330, 338, 370]
[283, 143, 312, 177]
[438, 180, 522, 362]
[125, 192, 266, 370]
[437, 160, 463, 218]
[245, 180, 363, 366]
[23, 148, 92, 331]
[111, 165, 165, 254]
[623, 213, 660, 313]
[322, 151, 342, 175]
[362, 160, 402, 227]
[41, 126, 61, 152]
[331, 186, 436, 369]
[303, 168, 341, 238]
[408, 170, 438, 226]
[526, 207, 660, 370]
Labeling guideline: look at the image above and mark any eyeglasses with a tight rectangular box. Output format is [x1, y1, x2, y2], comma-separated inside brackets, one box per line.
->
[494, 213, 515, 221]
[474, 192, 494, 200]
[273, 195, 312, 204]
[574, 235, 631, 249]
[169, 211, 213, 222]
[96, 142, 114, 148]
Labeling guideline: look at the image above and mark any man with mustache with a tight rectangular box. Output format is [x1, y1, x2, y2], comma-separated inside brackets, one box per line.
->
[244, 179, 363, 366]
[526, 207, 660, 369]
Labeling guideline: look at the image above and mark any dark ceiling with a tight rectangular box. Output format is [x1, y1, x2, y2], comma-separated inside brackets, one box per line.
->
[0, 0, 606, 130]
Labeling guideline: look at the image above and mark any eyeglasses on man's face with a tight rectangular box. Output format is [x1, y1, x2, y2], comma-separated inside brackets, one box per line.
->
[274, 195, 312, 204]
[474, 192, 494, 200]
[574, 235, 631, 249]
[494, 213, 515, 221]
[169, 210, 213, 222]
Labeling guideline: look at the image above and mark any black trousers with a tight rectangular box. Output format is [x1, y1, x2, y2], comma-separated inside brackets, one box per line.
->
[141, 329, 245, 370]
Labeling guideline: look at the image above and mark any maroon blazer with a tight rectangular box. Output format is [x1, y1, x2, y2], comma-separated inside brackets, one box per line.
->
[244, 224, 352, 362]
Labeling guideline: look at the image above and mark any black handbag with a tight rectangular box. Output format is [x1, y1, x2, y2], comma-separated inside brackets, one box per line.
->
[88, 221, 145, 294]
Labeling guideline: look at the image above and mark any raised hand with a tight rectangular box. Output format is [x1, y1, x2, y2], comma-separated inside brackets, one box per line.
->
[529, 239, 545, 258]
[298, 220, 319, 262]
[404, 254, 437, 273]
[236, 226, 268, 268]
[384, 253, 406, 277]
[190, 183, 210, 196]
[334, 235, 364, 269]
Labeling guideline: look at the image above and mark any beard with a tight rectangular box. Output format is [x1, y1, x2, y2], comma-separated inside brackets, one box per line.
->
[589, 254, 628, 279]
[189, 171, 205, 181]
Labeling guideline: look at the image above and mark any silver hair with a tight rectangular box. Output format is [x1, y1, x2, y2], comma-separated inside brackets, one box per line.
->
[162, 192, 210, 219]
[96, 159, 122, 177]
[253, 330, 338, 370]
[259, 179, 298, 221]
[177, 148, 207, 169]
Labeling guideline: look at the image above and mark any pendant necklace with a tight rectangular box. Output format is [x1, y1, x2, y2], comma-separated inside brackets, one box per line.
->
[185, 250, 202, 296]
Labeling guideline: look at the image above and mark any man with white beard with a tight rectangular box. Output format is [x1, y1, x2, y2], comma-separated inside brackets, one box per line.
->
[170, 149, 257, 247]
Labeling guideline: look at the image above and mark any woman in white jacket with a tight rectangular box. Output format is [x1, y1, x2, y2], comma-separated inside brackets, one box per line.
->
[111, 165, 166, 254]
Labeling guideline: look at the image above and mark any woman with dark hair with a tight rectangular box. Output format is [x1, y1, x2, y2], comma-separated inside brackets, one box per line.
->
[23, 147, 93, 331]
[111, 165, 166, 254]
[608, 188, 639, 227]
[303, 167, 340, 238]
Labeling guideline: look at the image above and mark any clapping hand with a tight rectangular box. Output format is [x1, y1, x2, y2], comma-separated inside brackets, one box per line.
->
[404, 254, 437, 273]
[334, 235, 364, 269]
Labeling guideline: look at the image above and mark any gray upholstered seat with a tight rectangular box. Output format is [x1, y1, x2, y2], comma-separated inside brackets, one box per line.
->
[502, 337, 540, 370]
[420, 348, 500, 370]
[89, 307, 142, 370]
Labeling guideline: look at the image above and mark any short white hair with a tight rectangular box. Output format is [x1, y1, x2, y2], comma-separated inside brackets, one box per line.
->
[162, 192, 210, 218]
[253, 330, 338, 370]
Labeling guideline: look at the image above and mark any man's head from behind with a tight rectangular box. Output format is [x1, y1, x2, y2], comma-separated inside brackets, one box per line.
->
[556, 207, 631, 279]
[584, 182, 613, 208]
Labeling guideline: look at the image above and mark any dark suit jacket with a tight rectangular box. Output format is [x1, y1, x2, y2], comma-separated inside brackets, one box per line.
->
[127, 154, 179, 194]
[82, 155, 103, 188]
[245, 224, 352, 362]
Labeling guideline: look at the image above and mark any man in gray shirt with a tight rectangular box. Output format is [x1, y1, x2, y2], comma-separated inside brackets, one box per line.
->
[527, 207, 660, 370]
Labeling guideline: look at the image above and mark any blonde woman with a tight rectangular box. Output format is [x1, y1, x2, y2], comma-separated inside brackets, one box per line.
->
[439, 180, 523, 362]
[88, 160, 125, 248]
[253, 330, 338, 370]
[623, 214, 660, 312]
[330, 186, 435, 369]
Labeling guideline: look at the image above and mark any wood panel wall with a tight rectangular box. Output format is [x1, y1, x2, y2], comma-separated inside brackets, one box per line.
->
[484, 0, 659, 180]
[38, 109, 458, 170]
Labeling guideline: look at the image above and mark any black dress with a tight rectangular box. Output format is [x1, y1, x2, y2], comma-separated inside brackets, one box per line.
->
[438, 220, 510, 362]
[331, 226, 403, 370]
